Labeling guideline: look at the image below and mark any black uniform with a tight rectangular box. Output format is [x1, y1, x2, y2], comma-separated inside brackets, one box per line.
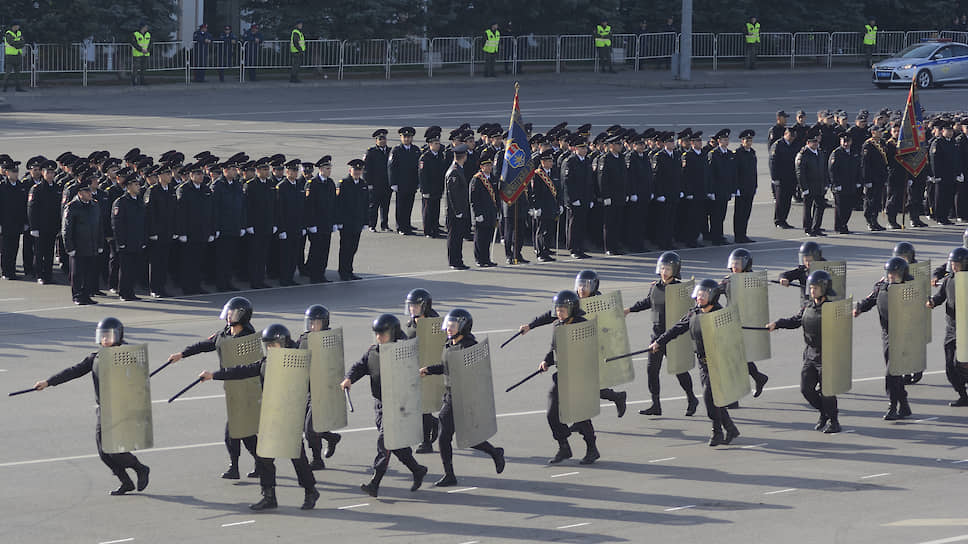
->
[103, 182, 125, 290]
[212, 177, 246, 290]
[705, 146, 737, 244]
[543, 316, 596, 446]
[624, 150, 653, 251]
[470, 171, 499, 266]
[796, 146, 826, 234]
[929, 135, 961, 222]
[111, 193, 146, 299]
[769, 138, 798, 227]
[733, 145, 757, 242]
[275, 179, 304, 285]
[243, 176, 275, 288]
[144, 182, 175, 295]
[679, 149, 705, 245]
[628, 280, 699, 410]
[855, 280, 911, 415]
[930, 275, 967, 402]
[0, 178, 27, 278]
[884, 138, 907, 226]
[364, 144, 391, 230]
[334, 175, 369, 280]
[562, 153, 593, 256]
[861, 138, 888, 228]
[500, 181, 529, 263]
[529, 167, 560, 260]
[304, 174, 336, 283]
[444, 162, 470, 267]
[62, 196, 102, 302]
[27, 179, 60, 282]
[774, 298, 840, 424]
[404, 312, 443, 451]
[418, 148, 447, 237]
[597, 152, 627, 253]
[44, 344, 150, 490]
[389, 143, 421, 234]
[651, 148, 680, 249]
[175, 182, 213, 294]
[829, 144, 861, 233]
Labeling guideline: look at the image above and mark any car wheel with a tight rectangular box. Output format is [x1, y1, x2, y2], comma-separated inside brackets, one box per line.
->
[917, 69, 933, 89]
[875, 83, 889, 89]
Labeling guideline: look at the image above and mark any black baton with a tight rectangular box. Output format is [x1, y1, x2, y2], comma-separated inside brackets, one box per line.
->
[344, 388, 354, 413]
[149, 357, 175, 378]
[742, 326, 770, 331]
[8, 387, 37, 397]
[505, 369, 543, 392]
[770, 279, 803, 288]
[604, 347, 652, 363]
[168, 377, 203, 403]
[500, 331, 523, 349]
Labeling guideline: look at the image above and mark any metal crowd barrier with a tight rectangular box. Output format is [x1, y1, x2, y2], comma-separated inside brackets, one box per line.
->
[339, 39, 389, 80]
[515, 34, 557, 72]
[634, 32, 677, 71]
[905, 30, 940, 45]
[429, 36, 474, 78]
[558, 34, 595, 71]
[793, 32, 829, 67]
[388, 37, 428, 77]
[186, 40, 242, 82]
[303, 39, 342, 73]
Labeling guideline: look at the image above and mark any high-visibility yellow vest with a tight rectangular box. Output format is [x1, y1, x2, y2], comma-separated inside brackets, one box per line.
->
[864, 25, 877, 46]
[133, 31, 151, 57]
[4, 30, 23, 55]
[483, 29, 500, 53]
[595, 25, 611, 48]
[290, 28, 305, 53]
[745, 22, 760, 43]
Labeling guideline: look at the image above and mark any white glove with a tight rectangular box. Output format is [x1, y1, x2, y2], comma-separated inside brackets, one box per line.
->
[603, 198, 612, 206]
[23, 224, 29, 232]
[558, 205, 564, 214]
[707, 193, 715, 200]
[178, 235, 187, 243]
[455, 213, 463, 219]
[308, 226, 318, 233]
[97, 247, 104, 254]
[0, 226, 3, 234]
[685, 194, 694, 200]
[333, 225, 340, 232]
[833, 186, 842, 192]
[30, 230, 40, 238]
[475, 215, 484, 223]
[657, 196, 666, 203]
[734, 190, 741, 197]
[864, 183, 872, 189]
[246, 227, 254, 235]
[855, 184, 862, 189]
[650, 193, 654, 200]
[625, 195, 630, 203]
[571, 200, 581, 207]
[278, 232, 287, 240]
[535, 208, 542, 217]
[680, 192, 685, 198]
[907, 179, 914, 187]
[239, 229, 246, 237]
[630, 194, 638, 202]
[958, 174, 965, 182]
[68, 250, 75, 256]
[272, 226, 278, 234]
[589, 202, 594, 209]
[391, 185, 398, 192]
[119, 244, 126, 250]
[215, 231, 221, 239]
[802, 189, 809, 196]
[207, 235, 215, 242]
[301, 229, 306, 236]
[172, 234, 179, 240]
[141, 244, 146, 250]
[421, 193, 430, 198]
[528, 208, 537, 217]
[771, 179, 780, 186]
[149, 235, 159, 241]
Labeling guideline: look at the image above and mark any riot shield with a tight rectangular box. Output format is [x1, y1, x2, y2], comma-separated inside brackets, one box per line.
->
[307, 327, 347, 433]
[554, 318, 601, 425]
[910, 261, 932, 345]
[727, 270, 771, 361]
[821, 297, 854, 396]
[417, 317, 446, 413]
[957, 272, 968, 363]
[809, 261, 847, 302]
[580, 290, 635, 388]
[257, 348, 310, 459]
[699, 306, 751, 407]
[888, 281, 927, 376]
[665, 279, 696, 374]
[218, 333, 264, 439]
[379, 338, 423, 450]
[96, 344, 153, 454]
[446, 338, 498, 448]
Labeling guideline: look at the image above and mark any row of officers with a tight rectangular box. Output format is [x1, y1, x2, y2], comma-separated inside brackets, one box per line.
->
[19, 235, 968, 509]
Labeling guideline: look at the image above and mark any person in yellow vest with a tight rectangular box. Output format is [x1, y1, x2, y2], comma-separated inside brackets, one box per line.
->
[863, 17, 877, 67]
[482, 23, 500, 78]
[3, 20, 26, 92]
[290, 20, 305, 83]
[744, 15, 760, 70]
[130, 23, 150, 86]
[595, 19, 615, 73]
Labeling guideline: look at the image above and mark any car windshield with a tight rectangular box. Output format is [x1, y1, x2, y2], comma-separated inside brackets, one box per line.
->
[896, 44, 939, 58]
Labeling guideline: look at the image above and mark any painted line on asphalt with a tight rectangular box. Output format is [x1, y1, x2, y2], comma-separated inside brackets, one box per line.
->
[0, 298, 25, 302]
[951, 459, 968, 464]
[664, 505, 695, 512]
[550, 471, 579, 478]
[764, 488, 797, 495]
[860, 473, 890, 479]
[457, 541, 480, 544]
[221, 520, 255, 528]
[741, 443, 768, 449]
[648, 457, 676, 463]
[0, 369, 7, 372]
[915, 417, 939, 423]
[447, 487, 478, 494]
[98, 539, 134, 544]
[845, 430, 857, 433]
[888, 520, 968, 527]
[338, 503, 369, 510]
[914, 535, 968, 544]
[556, 522, 590, 530]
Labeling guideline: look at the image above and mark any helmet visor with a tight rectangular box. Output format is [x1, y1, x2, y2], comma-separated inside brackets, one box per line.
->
[96, 327, 119, 346]
[220, 307, 245, 324]
[575, 278, 596, 295]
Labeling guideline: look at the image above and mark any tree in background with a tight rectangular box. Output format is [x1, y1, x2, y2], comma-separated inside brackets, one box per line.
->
[2, 0, 176, 43]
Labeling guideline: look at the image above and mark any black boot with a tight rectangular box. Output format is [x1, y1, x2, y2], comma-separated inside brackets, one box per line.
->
[727, 401, 740, 409]
[898, 398, 912, 418]
[883, 403, 900, 420]
[221, 462, 240, 479]
[415, 441, 434, 454]
[753, 372, 769, 398]
[685, 396, 699, 416]
[110, 473, 136, 495]
[614, 391, 627, 418]
[640, 396, 661, 416]
[301, 487, 320, 510]
[492, 447, 506, 474]
[135, 464, 150, 491]
[309, 456, 325, 470]
[361, 470, 384, 497]
[579, 438, 600, 465]
[949, 395, 968, 407]
[723, 422, 741, 445]
[815, 413, 829, 431]
[410, 464, 429, 491]
[708, 428, 725, 447]
[887, 216, 902, 229]
[435, 463, 457, 487]
[823, 416, 842, 434]
[247, 466, 261, 478]
[549, 439, 572, 464]
[250, 487, 278, 511]
[325, 433, 342, 458]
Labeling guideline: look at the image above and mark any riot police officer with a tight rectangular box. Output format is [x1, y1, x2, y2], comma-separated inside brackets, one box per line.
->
[297, 305, 343, 468]
[403, 288, 441, 453]
[927, 247, 968, 407]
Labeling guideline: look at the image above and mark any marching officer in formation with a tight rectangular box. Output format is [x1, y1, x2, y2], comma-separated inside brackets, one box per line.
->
[298, 304, 343, 468]
[403, 288, 442, 453]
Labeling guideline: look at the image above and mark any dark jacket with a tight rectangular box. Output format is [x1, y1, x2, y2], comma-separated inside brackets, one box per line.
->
[111, 193, 146, 252]
[629, 279, 680, 334]
[364, 145, 391, 189]
[144, 183, 176, 241]
[529, 168, 560, 215]
[62, 197, 102, 256]
[651, 148, 681, 201]
[769, 138, 797, 184]
[597, 152, 627, 202]
[795, 147, 825, 193]
[735, 146, 757, 197]
[334, 176, 369, 229]
[625, 150, 653, 201]
[0, 179, 27, 232]
[175, 182, 214, 241]
[212, 178, 246, 236]
[275, 179, 305, 237]
[304, 174, 336, 231]
[345, 331, 409, 401]
[445, 163, 470, 220]
[828, 146, 860, 192]
[705, 147, 738, 199]
[418, 149, 447, 197]
[861, 138, 888, 187]
[929, 137, 961, 182]
[469, 172, 499, 225]
[388, 144, 421, 192]
[243, 177, 275, 235]
[27, 180, 61, 234]
[182, 323, 257, 358]
[774, 298, 828, 364]
[654, 302, 724, 360]
[562, 153, 593, 205]
[680, 149, 705, 198]
[929, 275, 958, 345]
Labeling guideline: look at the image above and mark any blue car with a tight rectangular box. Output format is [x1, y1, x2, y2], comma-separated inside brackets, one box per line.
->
[872, 40, 968, 88]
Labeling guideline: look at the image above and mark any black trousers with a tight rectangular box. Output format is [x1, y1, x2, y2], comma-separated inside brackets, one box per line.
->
[597, 46, 612, 71]
[3, 54, 23, 89]
[21, 232, 34, 275]
[484, 52, 497, 77]
[885, 178, 906, 217]
[256, 445, 316, 491]
[801, 361, 838, 418]
[108, 240, 121, 290]
[132, 56, 147, 85]
[944, 341, 968, 397]
[289, 52, 303, 81]
[653, 200, 674, 248]
[802, 191, 825, 233]
[372, 400, 422, 474]
[566, 205, 587, 255]
[676, 198, 702, 244]
[395, 189, 417, 231]
[699, 362, 734, 432]
[935, 180, 955, 221]
[547, 373, 595, 442]
[438, 393, 496, 471]
[96, 422, 144, 482]
[623, 201, 647, 251]
[306, 230, 332, 282]
[774, 180, 795, 225]
[118, 250, 142, 298]
[304, 401, 341, 458]
[733, 194, 754, 239]
[646, 341, 697, 399]
[446, 215, 467, 266]
[833, 189, 854, 231]
[473, 221, 495, 265]
[148, 239, 170, 293]
[602, 202, 623, 252]
[224, 423, 258, 465]
[422, 194, 442, 236]
[70, 255, 98, 300]
[503, 203, 528, 259]
[180, 241, 205, 293]
[32, 231, 55, 281]
[909, 175, 927, 218]
[368, 185, 391, 229]
[864, 183, 884, 222]
[0, 231, 21, 276]
[215, 235, 240, 289]
[278, 235, 300, 283]
[705, 198, 728, 241]
[956, 179, 968, 220]
[534, 213, 557, 257]
[338, 225, 362, 278]
[247, 233, 269, 287]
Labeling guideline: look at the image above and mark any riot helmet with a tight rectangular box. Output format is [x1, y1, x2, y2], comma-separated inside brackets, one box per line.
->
[552, 290, 582, 320]
[304, 304, 330, 332]
[442, 308, 473, 339]
[727, 248, 753, 272]
[963, 227, 967, 249]
[575, 270, 599, 297]
[655, 251, 682, 279]
[806, 270, 835, 299]
[372, 313, 402, 340]
[949, 247, 968, 273]
[892, 241, 917, 263]
[220, 296, 253, 326]
[405, 288, 432, 318]
[884, 256, 910, 283]
[691, 278, 721, 306]
[798, 241, 823, 265]
[261, 323, 291, 347]
[96, 317, 124, 346]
